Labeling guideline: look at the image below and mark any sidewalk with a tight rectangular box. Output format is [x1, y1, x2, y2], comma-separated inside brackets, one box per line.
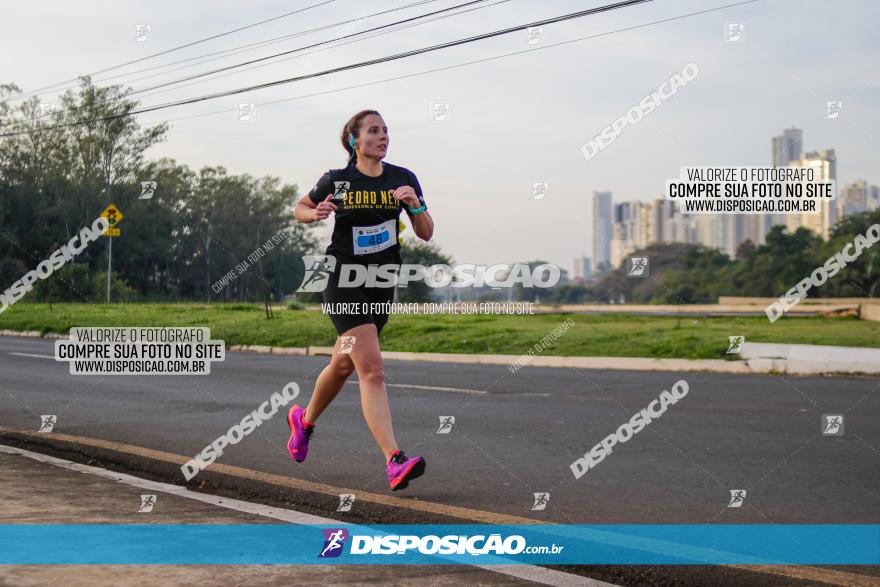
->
[0, 448, 562, 587]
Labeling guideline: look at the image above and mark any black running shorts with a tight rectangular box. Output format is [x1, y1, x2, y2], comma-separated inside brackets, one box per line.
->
[322, 265, 397, 336]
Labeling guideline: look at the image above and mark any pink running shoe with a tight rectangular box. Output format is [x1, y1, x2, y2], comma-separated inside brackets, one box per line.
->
[286, 404, 315, 463]
[386, 450, 426, 491]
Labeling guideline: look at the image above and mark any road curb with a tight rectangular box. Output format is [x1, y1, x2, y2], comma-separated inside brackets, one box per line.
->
[0, 428, 539, 526]
[0, 329, 65, 339]
[225, 345, 880, 376]
[2, 329, 877, 376]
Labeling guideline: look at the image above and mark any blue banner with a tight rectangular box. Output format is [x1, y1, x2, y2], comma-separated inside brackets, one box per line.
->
[0, 524, 877, 565]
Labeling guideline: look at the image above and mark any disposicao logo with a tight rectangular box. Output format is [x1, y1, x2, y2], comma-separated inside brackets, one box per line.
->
[319, 528, 349, 558]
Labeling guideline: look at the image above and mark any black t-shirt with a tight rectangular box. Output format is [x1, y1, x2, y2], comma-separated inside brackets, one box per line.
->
[307, 160, 427, 265]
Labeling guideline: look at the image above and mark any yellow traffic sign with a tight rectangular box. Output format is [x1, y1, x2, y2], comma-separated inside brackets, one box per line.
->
[104, 228, 121, 237]
[101, 204, 124, 227]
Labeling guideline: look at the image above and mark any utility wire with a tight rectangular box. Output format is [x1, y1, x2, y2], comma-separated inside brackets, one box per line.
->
[8, 0, 495, 117]
[133, 0, 760, 130]
[124, 0, 494, 97]
[17, 0, 444, 101]
[0, 0, 656, 136]
[122, 0, 510, 106]
[18, 0, 339, 97]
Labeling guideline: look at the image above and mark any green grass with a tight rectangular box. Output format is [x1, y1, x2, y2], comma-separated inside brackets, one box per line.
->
[1, 303, 878, 360]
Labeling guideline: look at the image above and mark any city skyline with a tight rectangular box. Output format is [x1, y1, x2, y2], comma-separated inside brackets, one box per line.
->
[582, 124, 878, 277]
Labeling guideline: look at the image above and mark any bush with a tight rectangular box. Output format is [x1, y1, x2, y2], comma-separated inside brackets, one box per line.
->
[0, 257, 28, 290]
[21, 264, 135, 304]
[31, 264, 94, 302]
[89, 271, 137, 303]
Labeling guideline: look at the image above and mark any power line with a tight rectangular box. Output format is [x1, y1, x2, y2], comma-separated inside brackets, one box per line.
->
[19, 0, 444, 102]
[0, 0, 656, 136]
[124, 0, 494, 98]
[8, 0, 495, 119]
[2, 0, 763, 140]
[126, 0, 512, 106]
[18, 0, 339, 98]
[134, 0, 760, 130]
[120, 0, 659, 112]
[91, 0, 442, 89]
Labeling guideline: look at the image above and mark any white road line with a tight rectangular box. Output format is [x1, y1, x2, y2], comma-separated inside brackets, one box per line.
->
[5, 353, 551, 397]
[348, 381, 550, 397]
[9, 352, 54, 360]
[348, 381, 486, 395]
[0, 443, 612, 587]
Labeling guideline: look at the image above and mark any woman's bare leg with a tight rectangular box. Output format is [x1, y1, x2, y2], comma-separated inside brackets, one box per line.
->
[304, 337, 355, 424]
[344, 323, 399, 461]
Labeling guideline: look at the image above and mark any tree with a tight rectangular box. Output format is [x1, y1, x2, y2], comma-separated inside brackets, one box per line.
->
[0, 77, 167, 287]
[592, 242, 730, 304]
[397, 239, 453, 302]
[815, 209, 880, 297]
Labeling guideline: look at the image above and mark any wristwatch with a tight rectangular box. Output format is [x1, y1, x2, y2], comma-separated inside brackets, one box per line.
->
[407, 204, 427, 215]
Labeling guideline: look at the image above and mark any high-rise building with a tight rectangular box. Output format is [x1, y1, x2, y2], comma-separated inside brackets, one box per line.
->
[637, 201, 655, 248]
[786, 149, 837, 239]
[654, 198, 698, 244]
[772, 128, 803, 167]
[838, 179, 879, 217]
[592, 191, 613, 272]
[697, 214, 735, 257]
[653, 199, 669, 243]
[767, 127, 804, 241]
[611, 201, 646, 267]
[573, 255, 592, 281]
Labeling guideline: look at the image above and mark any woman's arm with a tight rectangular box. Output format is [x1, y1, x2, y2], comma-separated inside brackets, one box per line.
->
[294, 195, 318, 223]
[408, 209, 434, 241]
[394, 174, 433, 240]
[297, 170, 337, 224]
[393, 187, 433, 240]
[294, 194, 336, 224]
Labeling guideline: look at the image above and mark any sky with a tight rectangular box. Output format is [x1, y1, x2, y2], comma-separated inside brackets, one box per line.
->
[2, 0, 877, 274]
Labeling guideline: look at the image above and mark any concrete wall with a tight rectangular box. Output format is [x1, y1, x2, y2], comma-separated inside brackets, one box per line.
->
[719, 296, 873, 305]
[861, 304, 880, 322]
[740, 342, 880, 375]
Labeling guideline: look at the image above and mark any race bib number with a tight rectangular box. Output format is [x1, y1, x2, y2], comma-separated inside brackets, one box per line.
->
[352, 218, 396, 255]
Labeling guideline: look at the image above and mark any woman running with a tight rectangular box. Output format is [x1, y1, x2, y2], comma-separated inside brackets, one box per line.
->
[288, 109, 434, 491]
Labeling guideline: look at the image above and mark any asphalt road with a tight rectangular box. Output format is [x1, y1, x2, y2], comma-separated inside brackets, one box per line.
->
[1, 335, 878, 525]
